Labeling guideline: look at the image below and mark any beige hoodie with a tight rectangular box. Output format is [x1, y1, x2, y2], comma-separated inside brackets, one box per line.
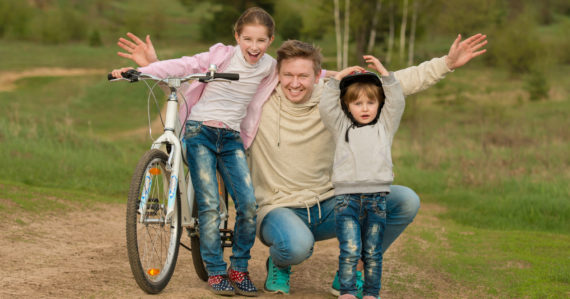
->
[249, 56, 452, 235]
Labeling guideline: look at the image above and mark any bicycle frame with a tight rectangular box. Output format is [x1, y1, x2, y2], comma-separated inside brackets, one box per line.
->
[143, 79, 194, 227]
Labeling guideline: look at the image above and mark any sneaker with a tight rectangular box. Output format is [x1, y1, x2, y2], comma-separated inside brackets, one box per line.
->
[228, 268, 259, 297]
[330, 270, 363, 299]
[264, 256, 291, 294]
[208, 275, 235, 296]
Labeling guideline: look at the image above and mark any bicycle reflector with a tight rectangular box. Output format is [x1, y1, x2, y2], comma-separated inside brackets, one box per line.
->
[149, 168, 161, 175]
[147, 268, 160, 276]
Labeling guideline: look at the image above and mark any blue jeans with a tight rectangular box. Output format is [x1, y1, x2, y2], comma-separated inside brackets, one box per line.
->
[184, 120, 257, 276]
[259, 185, 420, 269]
[335, 193, 387, 297]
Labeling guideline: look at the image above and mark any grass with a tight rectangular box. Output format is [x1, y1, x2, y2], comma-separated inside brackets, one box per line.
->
[400, 204, 570, 298]
[0, 179, 120, 214]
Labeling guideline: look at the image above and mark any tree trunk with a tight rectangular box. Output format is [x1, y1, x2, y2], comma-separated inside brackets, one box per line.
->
[342, 0, 351, 68]
[386, 0, 395, 64]
[366, 0, 383, 54]
[407, 0, 418, 66]
[334, 0, 342, 69]
[399, 0, 408, 62]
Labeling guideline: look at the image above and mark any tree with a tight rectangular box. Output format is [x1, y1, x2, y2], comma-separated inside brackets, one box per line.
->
[343, 0, 350, 68]
[366, 0, 383, 54]
[399, 0, 408, 62]
[179, 0, 276, 43]
[407, 0, 419, 66]
[334, 0, 342, 68]
[386, 0, 395, 64]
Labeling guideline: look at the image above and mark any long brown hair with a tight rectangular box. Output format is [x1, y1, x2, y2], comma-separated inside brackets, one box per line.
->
[234, 7, 275, 38]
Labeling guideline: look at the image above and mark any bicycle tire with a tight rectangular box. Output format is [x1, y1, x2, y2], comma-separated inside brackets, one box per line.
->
[189, 172, 229, 282]
[126, 149, 181, 293]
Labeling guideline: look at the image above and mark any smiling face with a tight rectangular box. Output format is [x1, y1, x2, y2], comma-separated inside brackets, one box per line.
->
[278, 57, 320, 104]
[347, 92, 380, 125]
[235, 24, 274, 65]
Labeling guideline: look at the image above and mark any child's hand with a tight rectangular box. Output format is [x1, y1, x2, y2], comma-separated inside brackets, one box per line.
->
[363, 55, 389, 76]
[117, 32, 158, 67]
[334, 66, 366, 81]
[110, 67, 135, 79]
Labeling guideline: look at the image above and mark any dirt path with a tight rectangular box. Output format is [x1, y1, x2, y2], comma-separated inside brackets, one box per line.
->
[0, 198, 471, 298]
[0, 68, 106, 92]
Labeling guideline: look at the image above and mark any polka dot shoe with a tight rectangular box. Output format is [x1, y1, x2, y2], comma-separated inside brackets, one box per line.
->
[208, 275, 235, 296]
[228, 268, 259, 297]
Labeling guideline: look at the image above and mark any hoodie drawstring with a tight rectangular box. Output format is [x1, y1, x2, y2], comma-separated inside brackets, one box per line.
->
[302, 197, 323, 225]
[277, 95, 281, 147]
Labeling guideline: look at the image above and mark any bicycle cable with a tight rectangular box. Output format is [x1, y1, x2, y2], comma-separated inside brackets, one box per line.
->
[141, 79, 163, 142]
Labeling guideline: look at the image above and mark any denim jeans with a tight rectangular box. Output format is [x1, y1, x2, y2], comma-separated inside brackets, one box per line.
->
[259, 185, 420, 269]
[335, 193, 387, 297]
[183, 120, 257, 276]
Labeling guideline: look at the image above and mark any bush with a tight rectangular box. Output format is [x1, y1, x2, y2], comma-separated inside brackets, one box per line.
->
[89, 30, 103, 47]
[524, 69, 550, 101]
[486, 14, 544, 74]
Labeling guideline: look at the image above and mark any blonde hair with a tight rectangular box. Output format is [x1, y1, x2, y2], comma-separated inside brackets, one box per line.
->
[234, 7, 275, 38]
[276, 40, 322, 75]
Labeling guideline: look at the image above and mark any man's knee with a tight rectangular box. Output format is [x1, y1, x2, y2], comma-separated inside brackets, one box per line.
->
[389, 185, 421, 223]
[270, 236, 314, 266]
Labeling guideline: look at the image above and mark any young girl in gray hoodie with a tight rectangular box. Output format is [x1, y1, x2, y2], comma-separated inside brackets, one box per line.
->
[319, 55, 405, 299]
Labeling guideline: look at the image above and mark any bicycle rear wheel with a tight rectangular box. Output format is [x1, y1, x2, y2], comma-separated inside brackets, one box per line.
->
[126, 149, 181, 293]
[189, 171, 230, 281]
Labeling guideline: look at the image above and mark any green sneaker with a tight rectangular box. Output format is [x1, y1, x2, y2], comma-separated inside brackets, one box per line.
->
[264, 256, 291, 294]
[330, 270, 363, 299]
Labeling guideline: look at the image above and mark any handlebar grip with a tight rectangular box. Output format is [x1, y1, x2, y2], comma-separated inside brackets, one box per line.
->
[107, 70, 141, 82]
[214, 73, 239, 80]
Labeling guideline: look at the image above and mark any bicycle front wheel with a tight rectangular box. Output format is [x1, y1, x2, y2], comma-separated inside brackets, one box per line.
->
[126, 149, 181, 294]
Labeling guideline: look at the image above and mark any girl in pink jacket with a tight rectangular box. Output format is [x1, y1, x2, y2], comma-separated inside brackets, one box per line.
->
[112, 7, 277, 296]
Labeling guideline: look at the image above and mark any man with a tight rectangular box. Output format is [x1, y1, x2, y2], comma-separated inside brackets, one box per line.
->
[248, 36, 486, 296]
[115, 32, 487, 296]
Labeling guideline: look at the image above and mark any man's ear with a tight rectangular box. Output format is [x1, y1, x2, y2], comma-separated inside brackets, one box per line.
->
[234, 31, 239, 44]
[315, 70, 322, 83]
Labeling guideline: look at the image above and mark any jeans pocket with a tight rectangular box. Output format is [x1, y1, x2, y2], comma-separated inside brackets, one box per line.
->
[334, 195, 350, 214]
[371, 198, 387, 218]
[184, 121, 202, 139]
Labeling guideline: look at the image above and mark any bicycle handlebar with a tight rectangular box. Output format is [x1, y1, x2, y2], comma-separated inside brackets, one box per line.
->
[107, 69, 239, 84]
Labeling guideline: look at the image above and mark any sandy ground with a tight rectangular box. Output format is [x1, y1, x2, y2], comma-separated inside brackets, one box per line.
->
[0, 199, 472, 299]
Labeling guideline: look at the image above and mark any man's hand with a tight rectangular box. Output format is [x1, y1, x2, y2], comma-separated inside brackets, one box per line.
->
[446, 33, 487, 70]
[117, 32, 159, 67]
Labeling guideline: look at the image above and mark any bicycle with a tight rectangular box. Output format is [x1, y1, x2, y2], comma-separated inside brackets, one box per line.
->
[108, 66, 239, 293]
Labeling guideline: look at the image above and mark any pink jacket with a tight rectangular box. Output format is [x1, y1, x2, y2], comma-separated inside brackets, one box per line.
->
[138, 43, 279, 149]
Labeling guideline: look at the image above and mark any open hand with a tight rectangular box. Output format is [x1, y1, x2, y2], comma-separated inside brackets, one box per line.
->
[117, 32, 158, 67]
[363, 55, 389, 76]
[446, 33, 487, 70]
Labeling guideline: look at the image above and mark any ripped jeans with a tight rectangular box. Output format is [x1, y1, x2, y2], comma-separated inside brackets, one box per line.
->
[183, 120, 257, 276]
[335, 193, 387, 298]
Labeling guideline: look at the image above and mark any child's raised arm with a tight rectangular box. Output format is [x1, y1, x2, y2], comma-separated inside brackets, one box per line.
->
[333, 66, 366, 81]
[363, 55, 389, 77]
[117, 32, 159, 67]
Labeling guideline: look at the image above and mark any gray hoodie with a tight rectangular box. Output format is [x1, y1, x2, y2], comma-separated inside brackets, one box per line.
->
[319, 73, 405, 195]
